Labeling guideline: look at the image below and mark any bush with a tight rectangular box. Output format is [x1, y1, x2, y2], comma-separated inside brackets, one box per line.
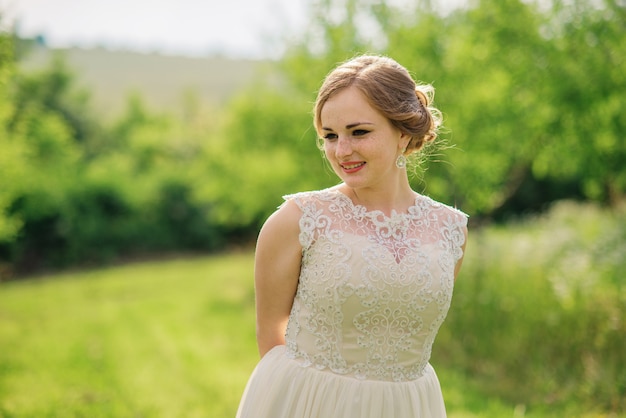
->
[434, 201, 626, 413]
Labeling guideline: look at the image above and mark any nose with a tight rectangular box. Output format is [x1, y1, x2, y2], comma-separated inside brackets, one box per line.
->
[335, 136, 352, 159]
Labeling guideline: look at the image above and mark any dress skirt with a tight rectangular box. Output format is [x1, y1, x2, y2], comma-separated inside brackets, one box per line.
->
[236, 345, 447, 418]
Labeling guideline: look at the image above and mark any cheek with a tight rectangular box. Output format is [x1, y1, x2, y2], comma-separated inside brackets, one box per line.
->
[323, 143, 335, 160]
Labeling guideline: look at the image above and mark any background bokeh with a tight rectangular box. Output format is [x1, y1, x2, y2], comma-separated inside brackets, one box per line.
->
[0, 0, 624, 416]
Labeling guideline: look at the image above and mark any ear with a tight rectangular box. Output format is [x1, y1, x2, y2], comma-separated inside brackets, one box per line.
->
[398, 132, 411, 153]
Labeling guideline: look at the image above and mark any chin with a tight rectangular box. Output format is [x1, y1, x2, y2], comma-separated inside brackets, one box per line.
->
[339, 178, 367, 189]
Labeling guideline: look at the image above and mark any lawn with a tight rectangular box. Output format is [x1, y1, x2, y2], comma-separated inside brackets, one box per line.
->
[0, 234, 623, 417]
[0, 253, 257, 417]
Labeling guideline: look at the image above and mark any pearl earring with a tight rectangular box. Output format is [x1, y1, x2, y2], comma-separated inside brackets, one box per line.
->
[395, 149, 407, 168]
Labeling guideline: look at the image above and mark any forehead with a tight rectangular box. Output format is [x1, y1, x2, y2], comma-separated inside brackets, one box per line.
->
[320, 86, 384, 126]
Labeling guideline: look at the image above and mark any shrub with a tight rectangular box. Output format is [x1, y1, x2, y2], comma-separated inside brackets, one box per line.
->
[435, 201, 626, 413]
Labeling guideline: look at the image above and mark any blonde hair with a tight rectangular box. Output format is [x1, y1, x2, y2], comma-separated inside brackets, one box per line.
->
[313, 55, 442, 155]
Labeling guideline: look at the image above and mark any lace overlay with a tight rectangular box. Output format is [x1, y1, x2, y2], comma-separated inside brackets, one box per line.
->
[284, 189, 467, 382]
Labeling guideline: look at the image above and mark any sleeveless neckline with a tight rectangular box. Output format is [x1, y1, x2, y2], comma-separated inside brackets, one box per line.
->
[332, 188, 424, 221]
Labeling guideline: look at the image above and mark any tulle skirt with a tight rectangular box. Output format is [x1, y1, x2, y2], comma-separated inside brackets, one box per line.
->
[236, 345, 447, 418]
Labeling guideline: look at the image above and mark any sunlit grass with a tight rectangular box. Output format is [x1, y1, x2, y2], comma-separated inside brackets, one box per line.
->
[0, 253, 257, 417]
[1, 201, 624, 417]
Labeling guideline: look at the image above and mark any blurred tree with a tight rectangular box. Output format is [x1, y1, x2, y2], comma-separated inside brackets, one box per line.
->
[0, 20, 25, 244]
[192, 83, 329, 230]
[276, 0, 626, 218]
[2, 0, 624, 273]
[430, 0, 564, 216]
[109, 93, 172, 172]
[8, 53, 102, 150]
[0, 53, 86, 269]
[532, 0, 626, 205]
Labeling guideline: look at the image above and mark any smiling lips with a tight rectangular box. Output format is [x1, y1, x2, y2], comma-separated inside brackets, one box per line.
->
[340, 161, 366, 173]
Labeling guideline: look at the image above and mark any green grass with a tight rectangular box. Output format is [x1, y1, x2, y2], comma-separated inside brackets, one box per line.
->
[1, 201, 624, 417]
[0, 251, 519, 418]
[0, 252, 257, 417]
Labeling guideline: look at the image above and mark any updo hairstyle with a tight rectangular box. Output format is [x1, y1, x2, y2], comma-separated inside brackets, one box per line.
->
[313, 55, 442, 155]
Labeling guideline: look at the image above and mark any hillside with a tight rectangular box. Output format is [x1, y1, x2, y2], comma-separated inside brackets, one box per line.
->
[18, 46, 270, 119]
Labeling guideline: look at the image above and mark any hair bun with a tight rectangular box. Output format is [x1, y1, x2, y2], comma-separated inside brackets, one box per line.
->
[415, 88, 429, 107]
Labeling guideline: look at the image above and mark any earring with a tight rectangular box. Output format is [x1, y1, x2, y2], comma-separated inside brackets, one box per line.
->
[395, 150, 407, 168]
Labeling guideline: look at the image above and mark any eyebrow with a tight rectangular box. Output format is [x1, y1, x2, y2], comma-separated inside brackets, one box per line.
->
[321, 122, 375, 131]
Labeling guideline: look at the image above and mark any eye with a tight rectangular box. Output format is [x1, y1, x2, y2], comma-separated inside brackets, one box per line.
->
[323, 133, 338, 141]
[352, 129, 370, 137]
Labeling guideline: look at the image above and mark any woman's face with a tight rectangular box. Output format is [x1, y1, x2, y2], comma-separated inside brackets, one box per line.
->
[320, 86, 409, 191]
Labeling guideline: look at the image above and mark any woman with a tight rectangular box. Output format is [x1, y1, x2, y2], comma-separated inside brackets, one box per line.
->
[237, 55, 468, 418]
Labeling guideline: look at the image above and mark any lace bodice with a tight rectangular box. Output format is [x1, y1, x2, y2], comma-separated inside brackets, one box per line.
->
[284, 188, 468, 382]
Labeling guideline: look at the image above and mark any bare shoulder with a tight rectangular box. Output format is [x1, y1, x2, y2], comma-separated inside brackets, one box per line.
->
[258, 199, 302, 245]
[255, 199, 303, 276]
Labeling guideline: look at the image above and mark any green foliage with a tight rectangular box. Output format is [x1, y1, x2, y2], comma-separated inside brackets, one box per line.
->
[435, 200, 626, 413]
[0, 22, 23, 243]
[531, 0, 626, 204]
[0, 141, 25, 243]
[192, 83, 332, 229]
[1, 0, 625, 276]
[0, 38, 230, 272]
[0, 44, 103, 269]
[279, 0, 626, 216]
[1, 3, 625, 415]
[9, 53, 101, 147]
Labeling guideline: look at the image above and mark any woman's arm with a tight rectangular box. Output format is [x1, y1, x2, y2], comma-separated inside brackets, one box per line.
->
[254, 200, 303, 358]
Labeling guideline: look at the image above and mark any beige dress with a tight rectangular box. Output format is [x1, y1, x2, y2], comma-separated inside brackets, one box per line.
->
[237, 188, 468, 418]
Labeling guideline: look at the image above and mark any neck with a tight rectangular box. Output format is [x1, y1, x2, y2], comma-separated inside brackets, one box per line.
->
[339, 179, 415, 216]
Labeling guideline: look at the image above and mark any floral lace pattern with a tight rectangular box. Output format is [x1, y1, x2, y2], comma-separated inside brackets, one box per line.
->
[284, 189, 468, 382]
